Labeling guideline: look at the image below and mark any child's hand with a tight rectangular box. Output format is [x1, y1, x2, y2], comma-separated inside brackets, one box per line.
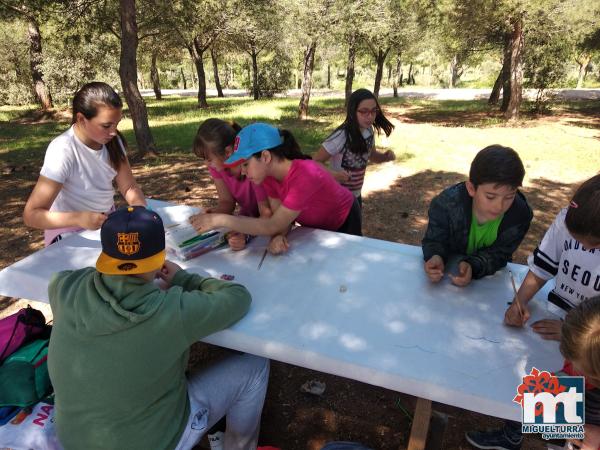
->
[450, 261, 472, 287]
[384, 150, 395, 161]
[424, 255, 444, 282]
[190, 212, 218, 233]
[504, 301, 530, 327]
[78, 211, 107, 230]
[333, 170, 351, 183]
[156, 260, 182, 288]
[268, 234, 289, 255]
[531, 319, 562, 341]
[228, 232, 247, 251]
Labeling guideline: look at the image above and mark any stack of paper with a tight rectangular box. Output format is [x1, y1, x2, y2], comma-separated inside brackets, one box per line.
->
[165, 222, 227, 260]
[153, 204, 227, 261]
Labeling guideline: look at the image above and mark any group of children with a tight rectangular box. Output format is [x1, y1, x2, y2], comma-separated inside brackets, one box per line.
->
[20, 81, 600, 450]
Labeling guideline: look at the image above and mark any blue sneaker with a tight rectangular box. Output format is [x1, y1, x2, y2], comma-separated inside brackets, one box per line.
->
[465, 428, 522, 450]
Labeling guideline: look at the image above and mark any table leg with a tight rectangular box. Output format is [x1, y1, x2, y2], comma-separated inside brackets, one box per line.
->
[406, 397, 432, 450]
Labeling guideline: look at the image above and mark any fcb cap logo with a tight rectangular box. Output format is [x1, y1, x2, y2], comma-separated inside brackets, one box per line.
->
[96, 206, 165, 275]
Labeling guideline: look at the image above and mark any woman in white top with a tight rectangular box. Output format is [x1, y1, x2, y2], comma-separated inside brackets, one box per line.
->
[23, 82, 146, 245]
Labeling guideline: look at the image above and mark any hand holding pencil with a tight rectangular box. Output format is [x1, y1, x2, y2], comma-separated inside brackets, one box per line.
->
[504, 271, 531, 327]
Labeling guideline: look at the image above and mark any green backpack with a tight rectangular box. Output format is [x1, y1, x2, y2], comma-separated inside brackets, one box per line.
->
[0, 339, 51, 408]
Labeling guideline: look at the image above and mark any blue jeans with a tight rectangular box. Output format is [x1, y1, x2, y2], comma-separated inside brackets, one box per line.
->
[174, 354, 270, 450]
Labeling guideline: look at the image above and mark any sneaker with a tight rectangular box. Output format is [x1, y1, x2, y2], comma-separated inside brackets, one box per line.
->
[208, 431, 224, 450]
[465, 428, 522, 450]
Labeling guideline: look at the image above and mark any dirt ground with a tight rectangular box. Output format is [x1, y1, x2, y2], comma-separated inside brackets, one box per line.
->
[0, 110, 584, 450]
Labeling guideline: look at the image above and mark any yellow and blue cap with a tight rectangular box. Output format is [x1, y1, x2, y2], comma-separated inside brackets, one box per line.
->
[96, 206, 165, 275]
[224, 123, 283, 168]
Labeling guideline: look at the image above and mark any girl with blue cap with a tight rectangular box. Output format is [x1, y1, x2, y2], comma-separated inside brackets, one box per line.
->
[190, 122, 361, 254]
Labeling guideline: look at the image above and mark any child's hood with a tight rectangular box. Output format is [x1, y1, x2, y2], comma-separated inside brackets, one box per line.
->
[50, 268, 165, 336]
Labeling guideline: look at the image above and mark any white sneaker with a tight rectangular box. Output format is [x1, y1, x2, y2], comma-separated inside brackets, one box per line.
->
[208, 431, 224, 450]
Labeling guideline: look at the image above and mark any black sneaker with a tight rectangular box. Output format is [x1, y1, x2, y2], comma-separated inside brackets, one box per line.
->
[465, 429, 522, 450]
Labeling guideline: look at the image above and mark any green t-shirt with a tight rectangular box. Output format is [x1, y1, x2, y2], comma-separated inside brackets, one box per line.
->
[466, 211, 503, 255]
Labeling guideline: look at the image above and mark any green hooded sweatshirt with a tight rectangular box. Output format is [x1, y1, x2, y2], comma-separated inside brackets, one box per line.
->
[47, 267, 251, 450]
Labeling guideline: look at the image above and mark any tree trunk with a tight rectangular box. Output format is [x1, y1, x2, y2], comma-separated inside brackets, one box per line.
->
[210, 47, 224, 97]
[344, 34, 356, 107]
[488, 69, 503, 105]
[327, 63, 331, 89]
[501, 19, 524, 120]
[180, 67, 187, 89]
[251, 49, 259, 100]
[138, 71, 146, 90]
[393, 53, 402, 97]
[27, 19, 52, 110]
[408, 63, 414, 85]
[191, 37, 209, 108]
[373, 47, 389, 98]
[150, 50, 162, 100]
[450, 55, 463, 88]
[576, 52, 592, 89]
[298, 40, 317, 120]
[118, 0, 157, 157]
[190, 59, 197, 88]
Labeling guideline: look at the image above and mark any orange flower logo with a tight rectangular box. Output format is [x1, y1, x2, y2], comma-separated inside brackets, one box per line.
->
[513, 367, 567, 417]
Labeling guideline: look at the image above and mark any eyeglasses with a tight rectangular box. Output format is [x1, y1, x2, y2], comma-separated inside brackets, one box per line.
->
[356, 108, 379, 116]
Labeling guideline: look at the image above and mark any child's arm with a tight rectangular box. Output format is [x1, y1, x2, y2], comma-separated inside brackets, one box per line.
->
[313, 147, 351, 182]
[115, 158, 146, 207]
[504, 269, 546, 326]
[422, 195, 451, 265]
[228, 197, 273, 251]
[369, 148, 395, 163]
[258, 199, 273, 218]
[163, 263, 253, 342]
[190, 202, 299, 237]
[206, 178, 236, 214]
[23, 175, 107, 230]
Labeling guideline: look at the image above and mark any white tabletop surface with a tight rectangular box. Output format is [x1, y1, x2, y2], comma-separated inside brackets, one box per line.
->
[0, 200, 562, 422]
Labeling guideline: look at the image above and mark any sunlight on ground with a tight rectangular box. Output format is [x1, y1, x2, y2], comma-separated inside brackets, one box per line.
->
[362, 115, 600, 198]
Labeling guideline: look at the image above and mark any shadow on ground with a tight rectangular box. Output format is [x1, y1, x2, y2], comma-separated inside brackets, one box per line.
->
[363, 169, 577, 266]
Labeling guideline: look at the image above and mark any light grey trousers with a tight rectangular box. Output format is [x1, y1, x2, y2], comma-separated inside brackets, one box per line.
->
[174, 353, 270, 450]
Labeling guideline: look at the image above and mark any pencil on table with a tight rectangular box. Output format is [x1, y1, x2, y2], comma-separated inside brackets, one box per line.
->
[257, 248, 268, 270]
[509, 270, 525, 320]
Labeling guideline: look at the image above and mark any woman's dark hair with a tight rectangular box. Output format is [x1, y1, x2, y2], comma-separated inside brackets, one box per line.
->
[332, 88, 394, 156]
[251, 129, 311, 161]
[72, 82, 126, 170]
[469, 145, 525, 188]
[565, 174, 600, 241]
[193, 118, 242, 159]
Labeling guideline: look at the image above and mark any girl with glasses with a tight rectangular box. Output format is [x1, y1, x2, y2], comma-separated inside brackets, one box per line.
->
[313, 88, 395, 206]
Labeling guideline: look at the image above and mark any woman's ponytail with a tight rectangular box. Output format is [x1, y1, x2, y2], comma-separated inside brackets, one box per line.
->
[269, 129, 311, 161]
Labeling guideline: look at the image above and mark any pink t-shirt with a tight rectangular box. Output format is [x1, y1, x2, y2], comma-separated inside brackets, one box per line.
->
[209, 167, 267, 217]
[262, 159, 354, 231]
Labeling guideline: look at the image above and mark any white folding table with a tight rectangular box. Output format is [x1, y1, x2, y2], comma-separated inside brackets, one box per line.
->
[0, 200, 562, 449]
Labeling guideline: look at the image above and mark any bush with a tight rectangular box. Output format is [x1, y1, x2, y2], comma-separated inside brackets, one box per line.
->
[243, 50, 293, 98]
[0, 21, 35, 106]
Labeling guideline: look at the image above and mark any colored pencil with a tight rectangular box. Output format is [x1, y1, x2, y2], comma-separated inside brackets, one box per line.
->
[509, 270, 525, 320]
[257, 248, 268, 270]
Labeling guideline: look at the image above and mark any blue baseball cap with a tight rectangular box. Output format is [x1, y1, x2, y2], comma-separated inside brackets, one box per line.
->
[224, 123, 283, 167]
[96, 206, 165, 275]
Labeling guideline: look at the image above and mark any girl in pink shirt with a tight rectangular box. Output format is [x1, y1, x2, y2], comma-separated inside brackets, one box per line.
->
[193, 119, 271, 251]
[191, 123, 361, 255]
